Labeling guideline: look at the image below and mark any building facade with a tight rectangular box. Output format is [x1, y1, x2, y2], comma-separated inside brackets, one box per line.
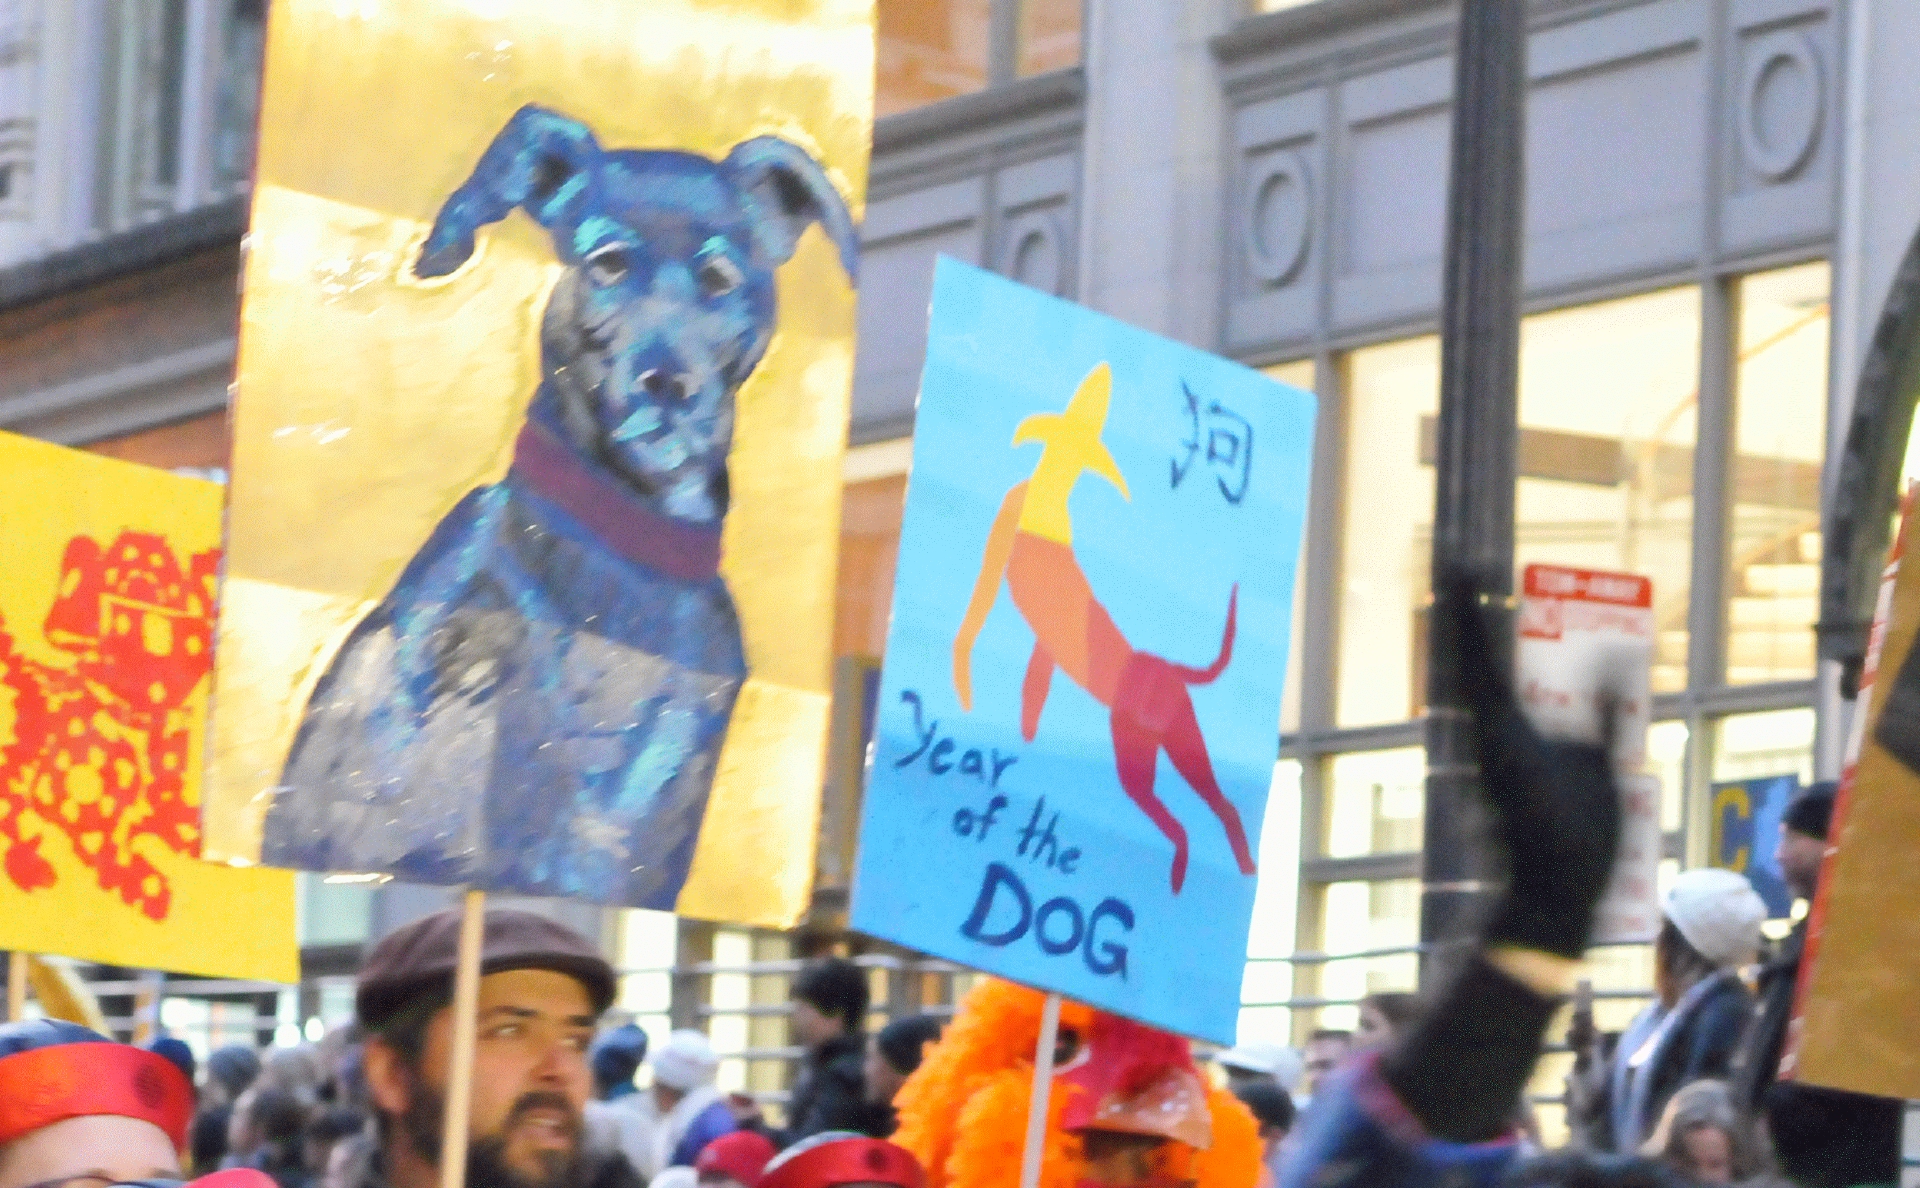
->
[2, 0, 1911, 1103]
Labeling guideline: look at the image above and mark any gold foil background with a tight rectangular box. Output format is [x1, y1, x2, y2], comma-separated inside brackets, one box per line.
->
[206, 0, 873, 928]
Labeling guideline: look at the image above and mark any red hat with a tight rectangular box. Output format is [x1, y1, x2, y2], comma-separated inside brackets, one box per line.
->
[758, 1134, 925, 1188]
[0, 1022, 194, 1152]
[695, 1131, 778, 1187]
[1056, 1012, 1212, 1151]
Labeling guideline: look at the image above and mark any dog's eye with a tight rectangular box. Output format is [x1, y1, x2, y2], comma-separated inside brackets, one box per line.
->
[586, 247, 630, 287]
[698, 254, 743, 298]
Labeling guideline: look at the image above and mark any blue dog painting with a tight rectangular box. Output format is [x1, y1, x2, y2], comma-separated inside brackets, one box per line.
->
[262, 105, 858, 906]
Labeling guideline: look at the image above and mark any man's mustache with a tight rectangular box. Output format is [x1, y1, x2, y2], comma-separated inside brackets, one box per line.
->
[505, 1090, 582, 1137]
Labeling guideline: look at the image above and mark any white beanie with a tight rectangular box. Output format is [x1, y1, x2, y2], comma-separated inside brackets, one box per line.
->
[1662, 868, 1766, 968]
[651, 1028, 719, 1091]
[1215, 1040, 1306, 1093]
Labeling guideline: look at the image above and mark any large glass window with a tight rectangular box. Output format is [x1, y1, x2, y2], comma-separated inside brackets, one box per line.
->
[1017, 0, 1081, 78]
[1728, 263, 1829, 684]
[876, 0, 990, 118]
[1323, 747, 1423, 858]
[1516, 287, 1703, 695]
[1267, 359, 1314, 734]
[1337, 338, 1439, 727]
[1712, 708, 1816, 786]
[875, 0, 1081, 118]
[1311, 877, 1419, 1031]
[1241, 761, 1303, 1043]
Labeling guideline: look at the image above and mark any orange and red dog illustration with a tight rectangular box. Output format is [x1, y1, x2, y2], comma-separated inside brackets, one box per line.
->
[953, 363, 1255, 894]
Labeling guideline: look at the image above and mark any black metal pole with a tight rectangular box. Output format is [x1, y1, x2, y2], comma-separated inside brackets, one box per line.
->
[1420, 0, 1527, 976]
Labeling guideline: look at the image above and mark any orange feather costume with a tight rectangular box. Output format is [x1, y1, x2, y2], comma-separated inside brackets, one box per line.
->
[894, 979, 1263, 1188]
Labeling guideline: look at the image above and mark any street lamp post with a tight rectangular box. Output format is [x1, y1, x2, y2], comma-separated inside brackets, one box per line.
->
[1420, 0, 1527, 976]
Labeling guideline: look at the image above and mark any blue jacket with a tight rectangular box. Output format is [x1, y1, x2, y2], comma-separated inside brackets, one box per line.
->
[1278, 1054, 1520, 1188]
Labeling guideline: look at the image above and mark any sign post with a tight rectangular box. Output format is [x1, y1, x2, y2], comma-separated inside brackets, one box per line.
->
[1516, 564, 1660, 942]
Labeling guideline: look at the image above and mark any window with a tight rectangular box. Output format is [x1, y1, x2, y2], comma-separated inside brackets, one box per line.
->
[1648, 720, 1689, 834]
[876, 0, 990, 117]
[1240, 761, 1303, 1043]
[1337, 337, 1439, 727]
[1266, 359, 1314, 734]
[1311, 877, 1419, 1031]
[1017, 0, 1080, 77]
[1728, 263, 1829, 684]
[1323, 747, 1423, 859]
[1713, 708, 1815, 786]
[1516, 287, 1703, 695]
[875, 0, 1081, 119]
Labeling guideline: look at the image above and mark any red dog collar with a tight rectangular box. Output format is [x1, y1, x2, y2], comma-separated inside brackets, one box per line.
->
[0, 1043, 192, 1151]
[759, 1139, 925, 1188]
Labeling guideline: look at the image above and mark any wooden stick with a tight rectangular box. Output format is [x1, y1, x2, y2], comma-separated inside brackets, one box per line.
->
[439, 891, 487, 1188]
[1019, 993, 1063, 1188]
[6, 953, 25, 1022]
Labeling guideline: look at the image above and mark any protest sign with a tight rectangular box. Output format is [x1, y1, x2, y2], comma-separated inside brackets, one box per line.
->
[1790, 485, 1920, 1098]
[850, 259, 1316, 1043]
[1710, 775, 1797, 918]
[0, 432, 296, 982]
[1516, 564, 1660, 942]
[203, 0, 875, 927]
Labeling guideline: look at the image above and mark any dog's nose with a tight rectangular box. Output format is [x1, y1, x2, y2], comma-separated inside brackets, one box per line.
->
[640, 369, 691, 403]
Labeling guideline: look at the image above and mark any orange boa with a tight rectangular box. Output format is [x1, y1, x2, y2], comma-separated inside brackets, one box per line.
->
[893, 981, 1263, 1188]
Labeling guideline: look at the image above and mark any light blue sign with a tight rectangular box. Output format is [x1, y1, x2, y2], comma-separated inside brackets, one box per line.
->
[849, 259, 1317, 1042]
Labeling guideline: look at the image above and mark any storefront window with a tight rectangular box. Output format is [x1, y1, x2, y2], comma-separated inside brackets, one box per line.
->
[1337, 337, 1439, 726]
[876, 0, 990, 118]
[1241, 761, 1303, 1042]
[1712, 708, 1815, 786]
[1017, 0, 1080, 78]
[1728, 263, 1829, 684]
[1323, 746, 1423, 858]
[1517, 287, 1702, 695]
[1267, 359, 1314, 734]
[1648, 719, 1689, 834]
[1313, 877, 1419, 1031]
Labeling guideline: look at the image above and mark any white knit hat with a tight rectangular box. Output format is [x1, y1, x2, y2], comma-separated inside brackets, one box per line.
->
[651, 1028, 720, 1091]
[1215, 1040, 1306, 1093]
[1662, 868, 1767, 968]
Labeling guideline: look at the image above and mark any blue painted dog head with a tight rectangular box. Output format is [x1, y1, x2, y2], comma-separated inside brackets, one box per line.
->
[416, 105, 859, 524]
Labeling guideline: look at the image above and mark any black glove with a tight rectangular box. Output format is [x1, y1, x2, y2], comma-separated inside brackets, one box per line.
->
[1378, 570, 1625, 1144]
[1442, 569, 1622, 959]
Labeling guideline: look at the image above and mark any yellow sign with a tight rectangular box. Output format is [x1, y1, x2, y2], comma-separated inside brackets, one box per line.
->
[0, 432, 296, 982]
[206, 0, 874, 927]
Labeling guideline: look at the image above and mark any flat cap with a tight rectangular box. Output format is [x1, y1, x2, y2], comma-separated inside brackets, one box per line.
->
[357, 907, 616, 1029]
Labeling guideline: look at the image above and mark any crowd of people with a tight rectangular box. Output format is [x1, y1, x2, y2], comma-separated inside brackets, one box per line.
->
[0, 578, 1905, 1188]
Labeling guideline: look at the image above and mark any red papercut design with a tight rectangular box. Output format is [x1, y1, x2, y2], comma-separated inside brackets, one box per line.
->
[0, 532, 220, 919]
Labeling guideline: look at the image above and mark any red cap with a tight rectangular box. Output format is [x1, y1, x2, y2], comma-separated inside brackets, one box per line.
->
[192, 1172, 279, 1188]
[759, 1136, 925, 1188]
[0, 1041, 193, 1151]
[695, 1131, 778, 1187]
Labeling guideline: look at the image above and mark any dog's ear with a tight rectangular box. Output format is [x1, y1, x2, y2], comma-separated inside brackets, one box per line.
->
[722, 137, 859, 283]
[415, 105, 602, 278]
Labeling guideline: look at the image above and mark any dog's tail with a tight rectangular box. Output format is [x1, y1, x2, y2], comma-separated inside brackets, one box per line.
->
[1171, 584, 1238, 686]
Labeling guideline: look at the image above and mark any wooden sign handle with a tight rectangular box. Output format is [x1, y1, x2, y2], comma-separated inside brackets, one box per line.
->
[439, 891, 487, 1188]
[1020, 993, 1063, 1188]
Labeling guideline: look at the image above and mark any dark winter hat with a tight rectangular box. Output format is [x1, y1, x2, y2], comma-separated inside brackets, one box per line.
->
[206, 1043, 260, 1097]
[145, 1035, 197, 1090]
[0, 1019, 193, 1152]
[591, 1023, 649, 1092]
[1784, 782, 1838, 841]
[876, 1015, 944, 1077]
[1232, 1080, 1296, 1134]
[356, 908, 616, 1030]
[791, 958, 869, 1032]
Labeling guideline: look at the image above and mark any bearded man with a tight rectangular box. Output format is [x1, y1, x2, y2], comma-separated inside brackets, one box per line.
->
[355, 908, 644, 1188]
